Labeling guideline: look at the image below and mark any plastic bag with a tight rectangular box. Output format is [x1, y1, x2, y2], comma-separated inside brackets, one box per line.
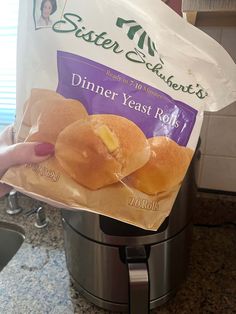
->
[2, 0, 236, 230]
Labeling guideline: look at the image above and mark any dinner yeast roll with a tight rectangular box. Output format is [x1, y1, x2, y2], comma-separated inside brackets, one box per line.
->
[26, 97, 88, 144]
[127, 136, 192, 195]
[22, 89, 64, 127]
[55, 114, 151, 190]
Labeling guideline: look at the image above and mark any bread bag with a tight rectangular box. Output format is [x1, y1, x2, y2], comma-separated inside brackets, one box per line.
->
[1, 0, 236, 230]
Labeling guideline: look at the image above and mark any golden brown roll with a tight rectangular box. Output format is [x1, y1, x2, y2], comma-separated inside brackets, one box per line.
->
[55, 114, 150, 190]
[26, 97, 88, 144]
[185, 147, 195, 160]
[126, 136, 192, 195]
[22, 89, 64, 127]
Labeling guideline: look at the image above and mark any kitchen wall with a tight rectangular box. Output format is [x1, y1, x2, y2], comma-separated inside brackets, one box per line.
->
[196, 26, 236, 192]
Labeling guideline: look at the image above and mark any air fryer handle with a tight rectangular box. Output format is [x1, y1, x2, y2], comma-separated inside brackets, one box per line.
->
[125, 246, 150, 314]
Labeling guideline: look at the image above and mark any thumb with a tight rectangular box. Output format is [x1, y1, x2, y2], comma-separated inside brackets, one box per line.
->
[0, 142, 55, 175]
[0, 183, 13, 198]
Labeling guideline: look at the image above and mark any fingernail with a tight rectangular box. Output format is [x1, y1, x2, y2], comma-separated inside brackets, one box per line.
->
[34, 143, 55, 156]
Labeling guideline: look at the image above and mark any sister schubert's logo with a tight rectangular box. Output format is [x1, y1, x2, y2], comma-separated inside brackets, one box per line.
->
[116, 17, 157, 57]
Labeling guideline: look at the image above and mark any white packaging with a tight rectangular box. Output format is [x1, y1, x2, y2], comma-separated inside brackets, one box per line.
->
[2, 0, 236, 230]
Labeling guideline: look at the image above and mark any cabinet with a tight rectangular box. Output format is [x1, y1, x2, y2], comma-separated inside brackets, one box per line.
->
[182, 0, 236, 26]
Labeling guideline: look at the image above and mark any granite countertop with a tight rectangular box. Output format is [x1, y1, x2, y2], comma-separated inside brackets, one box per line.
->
[0, 193, 236, 314]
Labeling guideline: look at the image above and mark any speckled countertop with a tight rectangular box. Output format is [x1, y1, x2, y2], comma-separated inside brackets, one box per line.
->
[0, 193, 235, 314]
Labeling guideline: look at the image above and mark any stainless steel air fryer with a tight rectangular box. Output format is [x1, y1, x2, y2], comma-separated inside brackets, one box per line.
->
[61, 146, 198, 313]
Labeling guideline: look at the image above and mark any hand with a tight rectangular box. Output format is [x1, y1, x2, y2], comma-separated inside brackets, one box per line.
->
[0, 125, 54, 197]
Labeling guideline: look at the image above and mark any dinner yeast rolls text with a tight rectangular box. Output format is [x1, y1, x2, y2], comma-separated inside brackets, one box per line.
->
[127, 136, 192, 195]
[55, 114, 151, 190]
[26, 97, 88, 144]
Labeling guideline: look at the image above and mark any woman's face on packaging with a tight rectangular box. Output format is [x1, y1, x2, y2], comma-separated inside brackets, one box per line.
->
[42, 1, 52, 18]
